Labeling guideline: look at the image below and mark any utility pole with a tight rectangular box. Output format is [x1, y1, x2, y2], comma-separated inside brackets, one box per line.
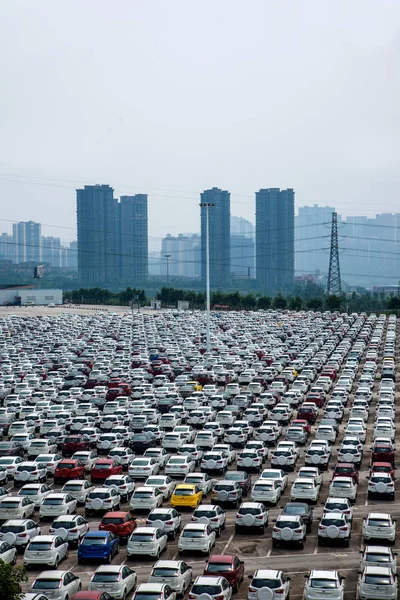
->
[164, 254, 171, 286]
[200, 202, 216, 353]
[327, 212, 342, 295]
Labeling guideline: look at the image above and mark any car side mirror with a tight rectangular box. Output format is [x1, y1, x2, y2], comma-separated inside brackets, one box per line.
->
[248, 575, 253, 580]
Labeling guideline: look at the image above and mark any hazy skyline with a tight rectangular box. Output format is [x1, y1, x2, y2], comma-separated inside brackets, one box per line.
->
[1, 1, 399, 246]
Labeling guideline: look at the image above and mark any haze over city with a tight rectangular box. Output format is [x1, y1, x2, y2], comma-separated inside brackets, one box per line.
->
[1, 0, 400, 245]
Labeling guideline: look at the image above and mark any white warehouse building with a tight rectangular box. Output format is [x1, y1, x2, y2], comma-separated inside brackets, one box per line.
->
[0, 286, 63, 306]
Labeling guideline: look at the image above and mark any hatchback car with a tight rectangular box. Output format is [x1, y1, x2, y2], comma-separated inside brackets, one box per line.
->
[127, 526, 168, 558]
[178, 523, 216, 555]
[88, 565, 137, 600]
[0, 496, 35, 520]
[189, 575, 232, 600]
[358, 566, 397, 600]
[39, 493, 77, 519]
[24, 534, 69, 568]
[149, 560, 193, 596]
[363, 513, 396, 543]
[247, 569, 290, 600]
[49, 514, 90, 546]
[30, 570, 81, 600]
[77, 530, 119, 564]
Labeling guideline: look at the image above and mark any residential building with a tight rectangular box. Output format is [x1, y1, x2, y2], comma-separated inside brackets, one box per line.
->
[12, 221, 41, 263]
[161, 234, 201, 278]
[231, 215, 254, 238]
[256, 188, 294, 290]
[76, 184, 119, 285]
[119, 195, 148, 283]
[41, 236, 61, 266]
[0, 233, 13, 261]
[295, 205, 336, 275]
[200, 187, 230, 288]
[231, 236, 255, 278]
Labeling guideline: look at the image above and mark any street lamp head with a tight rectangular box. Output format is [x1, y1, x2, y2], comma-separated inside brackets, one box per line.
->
[199, 202, 216, 207]
[164, 254, 171, 258]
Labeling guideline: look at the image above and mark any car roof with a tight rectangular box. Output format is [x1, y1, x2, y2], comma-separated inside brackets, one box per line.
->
[368, 512, 391, 519]
[254, 570, 281, 578]
[309, 570, 338, 579]
[207, 554, 236, 563]
[103, 511, 130, 518]
[363, 566, 393, 574]
[84, 531, 109, 537]
[364, 545, 392, 554]
[35, 570, 69, 578]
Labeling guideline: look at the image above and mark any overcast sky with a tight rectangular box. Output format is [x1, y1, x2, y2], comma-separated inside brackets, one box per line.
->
[0, 0, 399, 246]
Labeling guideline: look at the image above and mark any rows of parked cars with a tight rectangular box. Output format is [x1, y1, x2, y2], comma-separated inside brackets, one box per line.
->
[0, 308, 398, 600]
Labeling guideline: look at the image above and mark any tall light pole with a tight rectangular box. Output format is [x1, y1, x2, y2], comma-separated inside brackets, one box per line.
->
[200, 202, 216, 353]
[164, 254, 171, 286]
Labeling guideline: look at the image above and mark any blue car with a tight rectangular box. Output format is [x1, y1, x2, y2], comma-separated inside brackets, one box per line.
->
[78, 530, 119, 563]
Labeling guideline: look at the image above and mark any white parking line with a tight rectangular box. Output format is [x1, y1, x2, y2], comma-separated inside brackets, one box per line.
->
[221, 532, 235, 554]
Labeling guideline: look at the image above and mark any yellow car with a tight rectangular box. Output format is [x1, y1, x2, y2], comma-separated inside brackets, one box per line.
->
[188, 381, 203, 392]
[170, 484, 203, 509]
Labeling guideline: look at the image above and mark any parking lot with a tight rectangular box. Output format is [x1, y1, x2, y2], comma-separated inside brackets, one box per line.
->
[0, 307, 398, 600]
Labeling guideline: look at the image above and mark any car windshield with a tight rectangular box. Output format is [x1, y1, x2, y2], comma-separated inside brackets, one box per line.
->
[364, 575, 392, 585]
[32, 579, 60, 589]
[191, 585, 222, 594]
[28, 541, 53, 551]
[310, 579, 338, 589]
[92, 573, 120, 582]
[368, 519, 391, 527]
[182, 529, 205, 538]
[206, 562, 233, 572]
[131, 533, 154, 541]
[81, 537, 106, 545]
[252, 579, 282, 589]
[365, 552, 390, 563]
[174, 489, 193, 496]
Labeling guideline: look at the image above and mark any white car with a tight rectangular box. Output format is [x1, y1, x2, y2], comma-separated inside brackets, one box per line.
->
[30, 570, 81, 600]
[195, 431, 218, 449]
[61, 480, 94, 504]
[39, 493, 77, 519]
[237, 450, 262, 472]
[35, 453, 63, 475]
[251, 479, 281, 505]
[85, 487, 121, 516]
[367, 472, 395, 501]
[315, 425, 336, 444]
[235, 502, 268, 533]
[129, 457, 160, 479]
[190, 576, 232, 600]
[337, 445, 362, 466]
[132, 583, 176, 600]
[0, 518, 41, 548]
[104, 474, 135, 501]
[213, 444, 236, 465]
[317, 512, 351, 547]
[165, 455, 195, 477]
[328, 477, 358, 502]
[88, 565, 137, 600]
[162, 433, 186, 451]
[27, 438, 57, 458]
[178, 523, 216, 554]
[71, 450, 98, 471]
[172, 426, 195, 442]
[149, 560, 193, 596]
[144, 447, 171, 468]
[359, 545, 397, 574]
[260, 468, 288, 490]
[303, 570, 345, 600]
[270, 448, 297, 471]
[192, 504, 226, 536]
[146, 507, 182, 539]
[144, 475, 176, 499]
[0, 496, 35, 520]
[245, 440, 268, 461]
[201, 452, 229, 475]
[290, 477, 321, 503]
[14, 461, 47, 485]
[304, 446, 330, 469]
[183, 472, 214, 495]
[130, 486, 164, 511]
[0, 540, 17, 564]
[248, 569, 290, 600]
[344, 423, 366, 443]
[24, 535, 69, 568]
[272, 515, 306, 549]
[363, 513, 396, 543]
[17, 483, 53, 508]
[127, 526, 168, 558]
[49, 514, 89, 545]
[323, 497, 353, 521]
[358, 566, 397, 600]
[297, 467, 323, 486]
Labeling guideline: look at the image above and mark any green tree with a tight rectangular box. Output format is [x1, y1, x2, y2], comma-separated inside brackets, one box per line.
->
[272, 293, 287, 309]
[387, 296, 400, 310]
[306, 297, 323, 311]
[289, 296, 303, 311]
[257, 296, 271, 310]
[0, 561, 28, 600]
[325, 295, 342, 311]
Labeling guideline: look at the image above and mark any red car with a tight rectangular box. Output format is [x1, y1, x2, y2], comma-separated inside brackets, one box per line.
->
[54, 459, 85, 484]
[369, 462, 395, 480]
[99, 511, 137, 541]
[371, 442, 395, 466]
[203, 555, 244, 592]
[91, 459, 122, 483]
[332, 462, 359, 484]
[305, 393, 324, 408]
[62, 435, 90, 457]
[297, 405, 318, 424]
[292, 419, 311, 435]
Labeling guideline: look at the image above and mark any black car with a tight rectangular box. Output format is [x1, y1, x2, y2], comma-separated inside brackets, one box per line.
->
[128, 432, 156, 454]
[281, 502, 314, 532]
[224, 470, 252, 496]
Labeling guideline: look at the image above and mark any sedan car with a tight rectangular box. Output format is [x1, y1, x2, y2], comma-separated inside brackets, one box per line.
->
[130, 486, 164, 511]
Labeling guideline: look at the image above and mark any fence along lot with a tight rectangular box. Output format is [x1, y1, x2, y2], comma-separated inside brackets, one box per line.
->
[0, 307, 398, 600]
